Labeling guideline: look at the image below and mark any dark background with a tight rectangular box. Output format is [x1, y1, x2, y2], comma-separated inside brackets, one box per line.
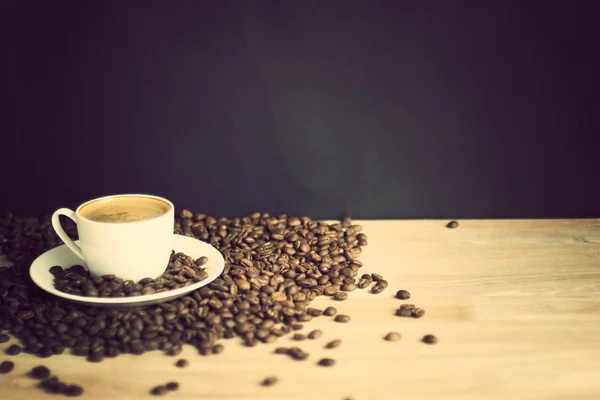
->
[3, 1, 599, 219]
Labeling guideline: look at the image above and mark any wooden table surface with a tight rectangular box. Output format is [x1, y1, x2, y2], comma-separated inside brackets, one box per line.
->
[2, 219, 600, 400]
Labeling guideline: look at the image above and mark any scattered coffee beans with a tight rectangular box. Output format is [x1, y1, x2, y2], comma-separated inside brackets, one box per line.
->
[30, 365, 51, 379]
[323, 307, 337, 316]
[5, 344, 21, 356]
[0, 360, 15, 374]
[325, 339, 342, 349]
[317, 358, 336, 366]
[334, 315, 350, 323]
[52, 251, 209, 298]
[166, 382, 179, 391]
[384, 332, 401, 341]
[446, 220, 459, 229]
[0, 333, 9, 343]
[308, 330, 322, 340]
[261, 376, 278, 386]
[422, 334, 438, 344]
[395, 290, 411, 300]
[274, 347, 289, 354]
[38, 376, 84, 397]
[292, 333, 306, 341]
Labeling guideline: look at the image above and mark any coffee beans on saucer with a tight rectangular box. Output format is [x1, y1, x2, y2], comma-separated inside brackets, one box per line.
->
[51, 251, 209, 298]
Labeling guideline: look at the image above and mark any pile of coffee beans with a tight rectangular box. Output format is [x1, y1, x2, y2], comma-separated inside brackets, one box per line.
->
[51, 251, 209, 298]
[0, 210, 438, 396]
[0, 211, 373, 363]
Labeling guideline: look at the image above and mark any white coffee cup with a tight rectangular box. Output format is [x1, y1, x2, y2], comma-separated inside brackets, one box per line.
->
[51, 194, 175, 282]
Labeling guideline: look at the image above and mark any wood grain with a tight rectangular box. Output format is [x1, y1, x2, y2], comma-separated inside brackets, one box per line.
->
[1, 219, 600, 400]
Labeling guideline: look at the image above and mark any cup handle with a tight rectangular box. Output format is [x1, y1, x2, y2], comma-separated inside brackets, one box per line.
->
[51, 208, 84, 260]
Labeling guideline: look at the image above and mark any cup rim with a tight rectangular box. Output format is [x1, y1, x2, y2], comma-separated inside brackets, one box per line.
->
[76, 194, 174, 225]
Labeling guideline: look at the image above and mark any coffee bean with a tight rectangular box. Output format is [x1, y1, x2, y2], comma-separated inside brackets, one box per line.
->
[325, 339, 341, 349]
[195, 256, 209, 266]
[212, 344, 224, 354]
[261, 376, 278, 386]
[341, 283, 356, 292]
[395, 290, 411, 300]
[333, 292, 348, 301]
[30, 366, 51, 379]
[412, 308, 425, 318]
[49, 266, 64, 275]
[422, 334, 438, 344]
[5, 344, 21, 355]
[323, 307, 337, 316]
[446, 220, 459, 229]
[164, 345, 179, 356]
[395, 308, 413, 317]
[87, 352, 104, 363]
[297, 313, 312, 322]
[274, 347, 289, 354]
[288, 347, 309, 360]
[317, 358, 336, 366]
[292, 333, 306, 341]
[371, 273, 385, 282]
[308, 330, 322, 340]
[175, 359, 188, 368]
[271, 292, 287, 302]
[376, 280, 389, 288]
[151, 385, 167, 396]
[334, 315, 350, 323]
[0, 334, 9, 343]
[0, 360, 15, 374]
[166, 382, 179, 391]
[64, 384, 84, 397]
[306, 307, 323, 317]
[323, 286, 339, 296]
[384, 332, 401, 341]
[291, 323, 304, 331]
[357, 276, 372, 288]
[371, 284, 385, 294]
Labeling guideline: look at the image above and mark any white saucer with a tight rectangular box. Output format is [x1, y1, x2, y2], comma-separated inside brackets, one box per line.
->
[30, 234, 224, 308]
